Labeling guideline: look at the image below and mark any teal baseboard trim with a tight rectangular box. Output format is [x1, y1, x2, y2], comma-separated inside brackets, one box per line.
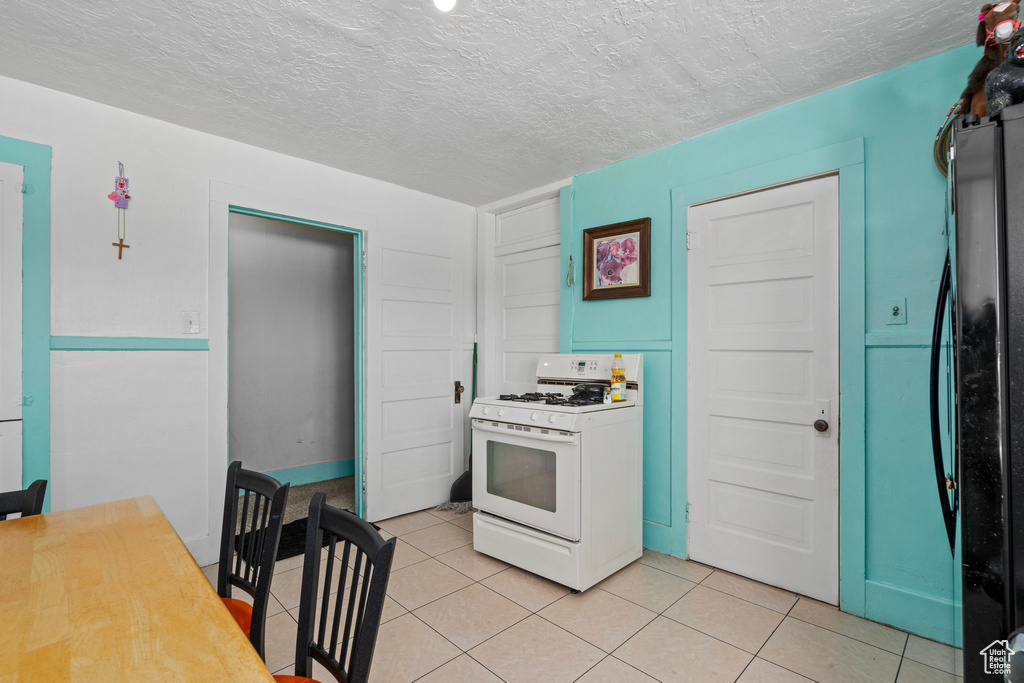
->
[642, 520, 676, 555]
[572, 340, 673, 351]
[1, 135, 52, 511]
[266, 460, 355, 488]
[863, 579, 961, 647]
[864, 331, 932, 347]
[50, 336, 210, 351]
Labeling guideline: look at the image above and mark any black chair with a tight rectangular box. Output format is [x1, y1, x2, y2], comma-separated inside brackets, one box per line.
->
[274, 492, 395, 683]
[217, 461, 290, 661]
[0, 480, 47, 521]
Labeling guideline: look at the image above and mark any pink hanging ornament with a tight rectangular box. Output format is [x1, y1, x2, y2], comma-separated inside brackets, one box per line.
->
[108, 162, 131, 259]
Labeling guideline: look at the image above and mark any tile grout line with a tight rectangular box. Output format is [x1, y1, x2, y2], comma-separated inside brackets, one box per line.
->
[571, 654, 614, 683]
[782, 607, 909, 656]
[893, 630, 910, 683]
[398, 527, 548, 683]
[735, 594, 818, 683]
[405, 575, 536, 682]
[693, 567, 915, 660]
[533, 609, 638, 660]
[401, 610, 475, 682]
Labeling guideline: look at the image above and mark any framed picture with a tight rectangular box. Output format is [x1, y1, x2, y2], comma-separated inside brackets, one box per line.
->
[582, 217, 651, 301]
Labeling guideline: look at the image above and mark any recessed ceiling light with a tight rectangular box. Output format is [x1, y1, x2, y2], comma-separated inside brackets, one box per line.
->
[434, 0, 456, 11]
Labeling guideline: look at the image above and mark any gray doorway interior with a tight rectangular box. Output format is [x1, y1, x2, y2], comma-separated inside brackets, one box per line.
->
[228, 210, 357, 513]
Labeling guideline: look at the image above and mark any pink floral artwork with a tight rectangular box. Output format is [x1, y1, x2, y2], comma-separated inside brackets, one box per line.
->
[594, 232, 641, 288]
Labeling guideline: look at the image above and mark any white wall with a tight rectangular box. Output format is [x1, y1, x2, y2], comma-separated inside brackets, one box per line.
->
[0, 74, 476, 563]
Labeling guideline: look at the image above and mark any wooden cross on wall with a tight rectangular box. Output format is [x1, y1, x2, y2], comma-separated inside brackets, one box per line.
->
[112, 238, 130, 260]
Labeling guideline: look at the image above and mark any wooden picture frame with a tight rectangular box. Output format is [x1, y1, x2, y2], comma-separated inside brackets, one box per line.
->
[582, 217, 651, 301]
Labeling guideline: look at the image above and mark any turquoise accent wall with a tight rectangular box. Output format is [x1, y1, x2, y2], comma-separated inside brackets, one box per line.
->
[562, 44, 976, 644]
[0, 136, 51, 509]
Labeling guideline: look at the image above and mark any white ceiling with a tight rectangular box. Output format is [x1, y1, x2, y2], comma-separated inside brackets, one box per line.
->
[1, 0, 970, 205]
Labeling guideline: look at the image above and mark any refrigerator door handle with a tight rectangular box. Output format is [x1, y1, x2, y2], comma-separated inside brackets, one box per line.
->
[930, 251, 958, 556]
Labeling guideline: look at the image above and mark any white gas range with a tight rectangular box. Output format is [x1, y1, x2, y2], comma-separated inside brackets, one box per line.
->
[471, 353, 643, 592]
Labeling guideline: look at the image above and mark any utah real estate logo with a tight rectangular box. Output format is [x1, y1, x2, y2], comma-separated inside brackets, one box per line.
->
[981, 639, 1013, 676]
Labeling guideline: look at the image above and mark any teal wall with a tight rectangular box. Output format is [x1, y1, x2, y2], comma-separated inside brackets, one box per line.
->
[561, 44, 976, 644]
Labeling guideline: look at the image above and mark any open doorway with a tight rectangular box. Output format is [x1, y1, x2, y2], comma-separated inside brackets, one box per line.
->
[228, 208, 363, 524]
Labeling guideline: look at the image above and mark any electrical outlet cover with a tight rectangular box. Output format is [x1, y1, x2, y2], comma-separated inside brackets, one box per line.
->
[182, 310, 200, 334]
[885, 298, 907, 325]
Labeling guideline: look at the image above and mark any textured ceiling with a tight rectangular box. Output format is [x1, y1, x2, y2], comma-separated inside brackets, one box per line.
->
[1, 0, 973, 205]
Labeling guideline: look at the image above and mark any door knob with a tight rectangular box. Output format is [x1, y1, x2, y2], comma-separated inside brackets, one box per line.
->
[814, 419, 829, 433]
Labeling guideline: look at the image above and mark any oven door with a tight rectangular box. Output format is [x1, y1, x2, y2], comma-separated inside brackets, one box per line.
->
[471, 419, 581, 541]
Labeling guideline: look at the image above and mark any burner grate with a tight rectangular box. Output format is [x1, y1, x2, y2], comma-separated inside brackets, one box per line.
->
[498, 392, 564, 402]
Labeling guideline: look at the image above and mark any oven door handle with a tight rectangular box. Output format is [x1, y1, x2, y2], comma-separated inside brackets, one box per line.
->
[472, 420, 578, 444]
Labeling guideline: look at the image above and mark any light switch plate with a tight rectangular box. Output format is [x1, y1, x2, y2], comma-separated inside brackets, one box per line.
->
[885, 298, 907, 325]
[182, 310, 200, 334]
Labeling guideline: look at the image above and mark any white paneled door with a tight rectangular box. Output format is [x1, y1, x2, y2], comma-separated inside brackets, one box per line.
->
[687, 175, 840, 605]
[495, 245, 560, 394]
[487, 196, 560, 396]
[365, 232, 465, 522]
[0, 161, 23, 491]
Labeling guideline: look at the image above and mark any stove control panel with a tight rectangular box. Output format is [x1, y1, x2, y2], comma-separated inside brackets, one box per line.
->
[569, 359, 600, 375]
[536, 353, 643, 384]
[469, 403, 585, 433]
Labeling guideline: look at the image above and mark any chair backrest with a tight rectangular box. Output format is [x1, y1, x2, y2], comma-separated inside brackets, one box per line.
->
[0, 480, 47, 521]
[293, 492, 395, 683]
[217, 460, 289, 660]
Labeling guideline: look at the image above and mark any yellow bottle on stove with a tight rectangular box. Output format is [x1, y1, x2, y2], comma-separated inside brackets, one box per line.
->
[610, 353, 626, 402]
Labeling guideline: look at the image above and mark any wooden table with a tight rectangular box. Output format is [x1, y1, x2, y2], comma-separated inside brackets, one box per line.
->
[0, 496, 276, 681]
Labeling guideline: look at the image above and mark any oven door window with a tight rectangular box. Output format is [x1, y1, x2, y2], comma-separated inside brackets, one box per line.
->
[486, 441, 557, 513]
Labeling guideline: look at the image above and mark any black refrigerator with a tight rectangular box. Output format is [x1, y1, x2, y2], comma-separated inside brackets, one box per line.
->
[946, 102, 1024, 682]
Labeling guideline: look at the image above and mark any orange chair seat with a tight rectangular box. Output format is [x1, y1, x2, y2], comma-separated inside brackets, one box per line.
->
[221, 597, 253, 637]
[273, 676, 322, 683]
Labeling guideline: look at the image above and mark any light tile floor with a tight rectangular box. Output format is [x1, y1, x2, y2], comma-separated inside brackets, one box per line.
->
[202, 508, 964, 683]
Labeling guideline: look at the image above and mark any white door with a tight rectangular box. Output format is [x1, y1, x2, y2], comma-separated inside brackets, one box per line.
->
[0, 161, 23, 491]
[494, 244, 561, 395]
[364, 232, 465, 522]
[687, 174, 840, 604]
[483, 196, 561, 396]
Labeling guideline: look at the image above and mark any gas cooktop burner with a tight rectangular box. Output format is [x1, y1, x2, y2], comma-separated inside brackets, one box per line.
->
[498, 392, 563, 402]
[546, 396, 604, 406]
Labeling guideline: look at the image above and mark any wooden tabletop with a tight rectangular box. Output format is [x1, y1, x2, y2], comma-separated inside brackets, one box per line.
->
[0, 496, 276, 682]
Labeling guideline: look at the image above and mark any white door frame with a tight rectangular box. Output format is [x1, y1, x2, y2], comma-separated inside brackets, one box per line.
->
[670, 138, 867, 614]
[476, 178, 570, 399]
[206, 181, 375, 566]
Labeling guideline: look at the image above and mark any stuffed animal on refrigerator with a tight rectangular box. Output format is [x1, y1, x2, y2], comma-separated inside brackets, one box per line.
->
[986, 29, 1024, 115]
[958, 2, 1021, 117]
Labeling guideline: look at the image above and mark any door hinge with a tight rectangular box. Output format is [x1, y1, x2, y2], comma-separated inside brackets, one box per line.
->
[18, 183, 34, 195]
[686, 503, 690, 522]
[362, 250, 367, 270]
[686, 231, 697, 250]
